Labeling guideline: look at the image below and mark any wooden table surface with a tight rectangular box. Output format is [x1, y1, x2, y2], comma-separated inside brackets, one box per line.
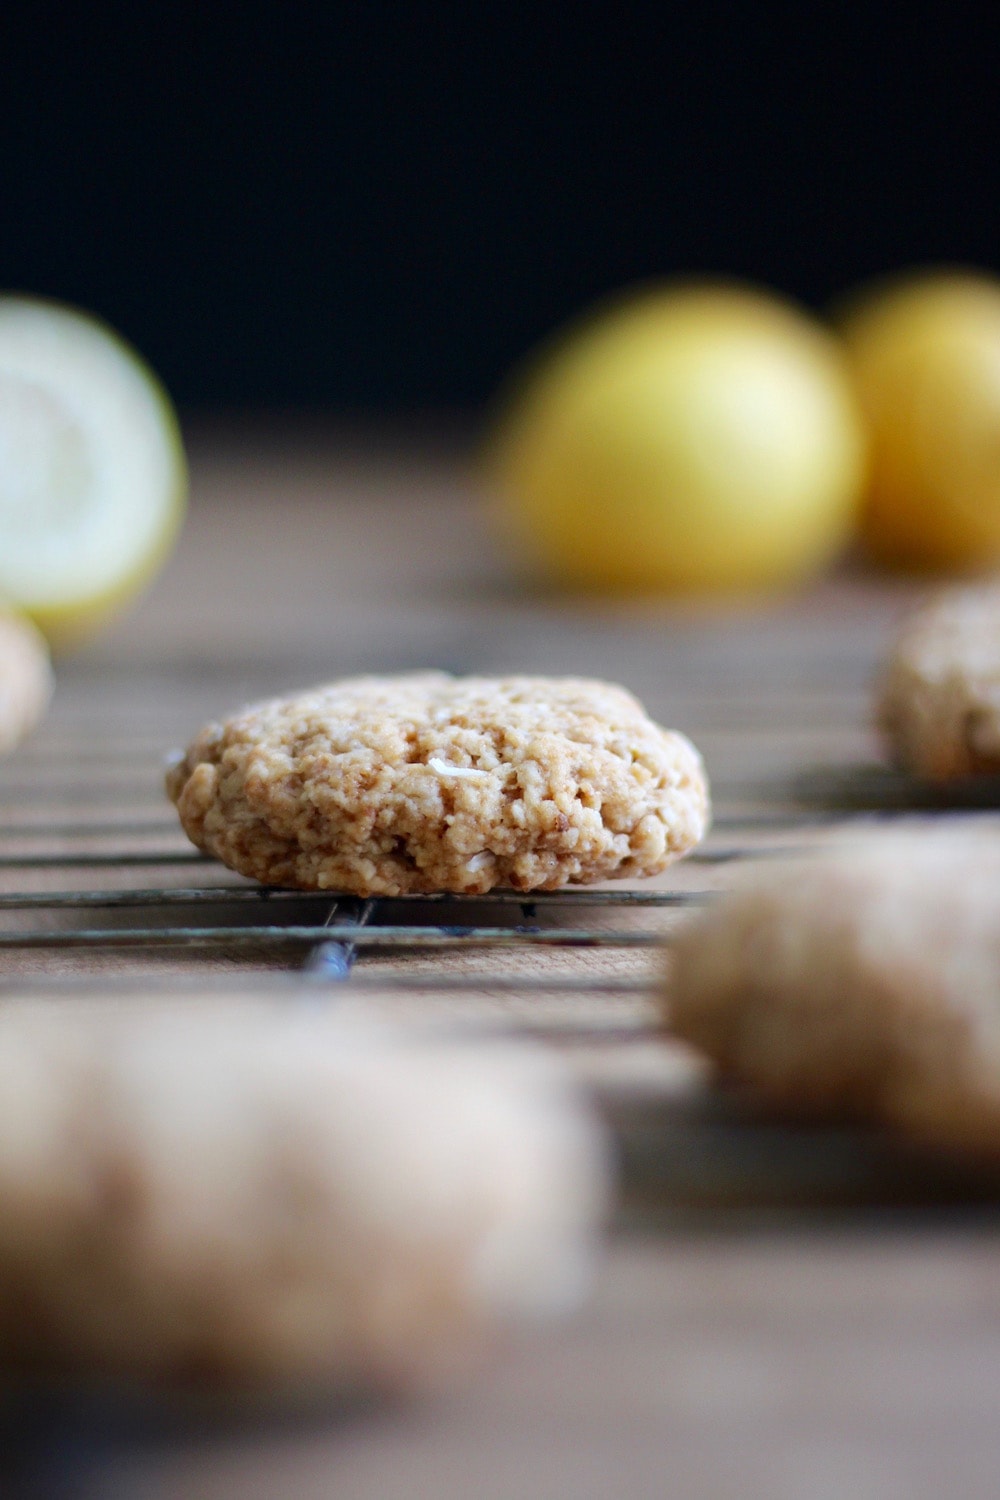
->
[5, 429, 1000, 1499]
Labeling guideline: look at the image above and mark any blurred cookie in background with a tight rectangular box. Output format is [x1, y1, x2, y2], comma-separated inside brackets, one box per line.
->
[0, 998, 609, 1397]
[664, 820, 1000, 1163]
[877, 586, 1000, 780]
[0, 608, 52, 754]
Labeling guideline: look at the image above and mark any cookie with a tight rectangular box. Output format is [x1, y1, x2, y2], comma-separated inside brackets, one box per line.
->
[167, 672, 709, 895]
[0, 999, 606, 1391]
[877, 586, 1000, 780]
[0, 609, 51, 754]
[665, 821, 1000, 1158]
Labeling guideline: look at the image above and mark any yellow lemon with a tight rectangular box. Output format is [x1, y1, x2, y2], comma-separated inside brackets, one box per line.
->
[0, 297, 187, 649]
[485, 283, 866, 593]
[841, 270, 1000, 570]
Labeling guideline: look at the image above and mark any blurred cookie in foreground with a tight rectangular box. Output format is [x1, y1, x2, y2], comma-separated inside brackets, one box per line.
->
[0, 609, 52, 753]
[0, 1000, 607, 1394]
[664, 821, 1000, 1161]
[167, 672, 709, 895]
[877, 586, 1000, 780]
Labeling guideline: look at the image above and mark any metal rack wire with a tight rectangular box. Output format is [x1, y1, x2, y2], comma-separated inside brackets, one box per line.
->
[0, 870, 706, 960]
[0, 682, 930, 1047]
[0, 770, 887, 996]
[0, 793, 825, 965]
[2, 762, 991, 1228]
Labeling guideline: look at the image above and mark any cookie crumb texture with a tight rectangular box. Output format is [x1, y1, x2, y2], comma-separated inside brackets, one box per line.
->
[878, 587, 1000, 779]
[667, 821, 1000, 1158]
[167, 673, 709, 894]
[0, 609, 52, 754]
[0, 1002, 606, 1390]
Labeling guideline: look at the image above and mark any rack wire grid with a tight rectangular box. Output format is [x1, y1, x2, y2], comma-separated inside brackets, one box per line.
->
[22, 587, 1000, 1220]
[0, 747, 715, 1018]
[8, 667, 1000, 1244]
[2, 652, 989, 1062]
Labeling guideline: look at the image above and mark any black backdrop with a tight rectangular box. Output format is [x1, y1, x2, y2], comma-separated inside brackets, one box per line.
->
[3, 2, 999, 411]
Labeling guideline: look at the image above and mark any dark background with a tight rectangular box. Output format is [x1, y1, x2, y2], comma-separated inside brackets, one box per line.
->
[2, 3, 998, 413]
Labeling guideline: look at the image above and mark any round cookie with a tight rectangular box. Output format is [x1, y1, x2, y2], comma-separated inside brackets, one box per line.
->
[0, 999, 607, 1391]
[877, 586, 1000, 780]
[0, 608, 51, 754]
[167, 672, 709, 895]
[665, 820, 1000, 1158]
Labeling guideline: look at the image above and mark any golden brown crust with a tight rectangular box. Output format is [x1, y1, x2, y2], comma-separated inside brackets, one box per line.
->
[167, 673, 709, 895]
[877, 587, 1000, 780]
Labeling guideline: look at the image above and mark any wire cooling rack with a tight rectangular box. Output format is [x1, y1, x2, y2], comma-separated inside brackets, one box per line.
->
[8, 639, 998, 1214]
[0, 748, 978, 991]
[0, 699, 838, 1097]
[8, 638, 999, 1060]
[0, 815, 799, 986]
[0, 849, 709, 1017]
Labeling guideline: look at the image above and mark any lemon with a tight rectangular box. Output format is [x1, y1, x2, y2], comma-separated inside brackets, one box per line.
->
[841, 270, 1000, 571]
[0, 297, 187, 649]
[486, 283, 866, 593]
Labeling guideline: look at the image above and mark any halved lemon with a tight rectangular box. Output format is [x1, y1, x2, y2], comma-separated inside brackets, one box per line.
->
[0, 296, 187, 648]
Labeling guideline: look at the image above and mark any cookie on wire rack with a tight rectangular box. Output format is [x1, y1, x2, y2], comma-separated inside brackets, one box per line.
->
[877, 585, 1000, 780]
[167, 672, 709, 896]
[663, 820, 1000, 1162]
